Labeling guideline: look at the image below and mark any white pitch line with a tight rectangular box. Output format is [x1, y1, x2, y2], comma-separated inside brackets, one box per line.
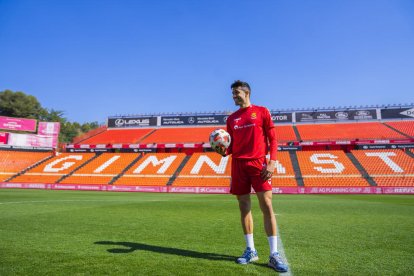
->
[0, 199, 167, 205]
[277, 224, 293, 276]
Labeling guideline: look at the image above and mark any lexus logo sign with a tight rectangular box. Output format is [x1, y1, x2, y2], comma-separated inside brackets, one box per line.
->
[114, 118, 151, 126]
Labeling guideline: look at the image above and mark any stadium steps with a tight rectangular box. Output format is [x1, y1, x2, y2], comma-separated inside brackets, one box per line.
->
[405, 149, 414, 159]
[137, 129, 158, 143]
[292, 125, 302, 141]
[167, 154, 191, 186]
[108, 154, 143, 184]
[289, 151, 304, 186]
[382, 122, 413, 138]
[346, 152, 377, 186]
[55, 153, 101, 184]
[72, 126, 107, 144]
[3, 154, 56, 183]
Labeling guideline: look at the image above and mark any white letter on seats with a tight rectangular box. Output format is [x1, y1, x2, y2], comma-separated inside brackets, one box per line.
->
[44, 155, 83, 172]
[133, 155, 177, 174]
[191, 155, 229, 174]
[275, 160, 286, 174]
[94, 155, 121, 173]
[310, 153, 345, 174]
[365, 152, 403, 173]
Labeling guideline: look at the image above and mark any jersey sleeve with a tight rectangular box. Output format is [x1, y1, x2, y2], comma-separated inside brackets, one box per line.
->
[226, 117, 233, 156]
[263, 108, 277, 160]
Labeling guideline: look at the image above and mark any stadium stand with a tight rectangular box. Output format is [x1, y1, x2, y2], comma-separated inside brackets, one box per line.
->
[296, 122, 405, 141]
[114, 153, 186, 186]
[174, 153, 231, 187]
[173, 152, 297, 187]
[61, 153, 139, 185]
[80, 128, 155, 144]
[10, 153, 95, 183]
[296, 151, 369, 186]
[351, 149, 414, 186]
[0, 151, 52, 181]
[384, 121, 414, 137]
[140, 127, 219, 144]
[72, 125, 107, 144]
[274, 125, 297, 143]
[373, 177, 414, 186]
[271, 152, 297, 187]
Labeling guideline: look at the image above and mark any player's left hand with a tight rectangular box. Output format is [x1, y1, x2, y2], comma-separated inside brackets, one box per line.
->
[260, 160, 275, 180]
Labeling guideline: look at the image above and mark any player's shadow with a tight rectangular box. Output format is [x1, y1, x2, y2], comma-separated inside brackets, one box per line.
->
[94, 241, 235, 262]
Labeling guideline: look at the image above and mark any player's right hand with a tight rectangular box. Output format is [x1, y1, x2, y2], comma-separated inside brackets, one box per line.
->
[215, 145, 227, 157]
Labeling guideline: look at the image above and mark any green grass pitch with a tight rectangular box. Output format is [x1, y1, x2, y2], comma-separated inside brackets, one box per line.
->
[0, 189, 413, 275]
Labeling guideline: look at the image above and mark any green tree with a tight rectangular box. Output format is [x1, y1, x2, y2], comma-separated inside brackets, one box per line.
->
[0, 90, 46, 119]
[0, 90, 100, 144]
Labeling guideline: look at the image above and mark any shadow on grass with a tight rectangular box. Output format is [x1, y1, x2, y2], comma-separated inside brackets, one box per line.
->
[94, 241, 235, 262]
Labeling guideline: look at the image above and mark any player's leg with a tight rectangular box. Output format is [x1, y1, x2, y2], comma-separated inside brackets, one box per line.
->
[256, 190, 276, 237]
[231, 158, 258, 264]
[250, 156, 289, 273]
[237, 193, 253, 235]
[236, 193, 258, 264]
[256, 191, 288, 272]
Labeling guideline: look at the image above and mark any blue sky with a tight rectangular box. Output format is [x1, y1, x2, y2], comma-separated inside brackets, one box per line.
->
[1, 0, 413, 123]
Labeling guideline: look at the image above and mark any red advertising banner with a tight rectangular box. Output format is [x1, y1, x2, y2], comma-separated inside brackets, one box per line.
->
[0, 132, 8, 144]
[38, 122, 60, 136]
[8, 133, 58, 148]
[0, 116, 37, 132]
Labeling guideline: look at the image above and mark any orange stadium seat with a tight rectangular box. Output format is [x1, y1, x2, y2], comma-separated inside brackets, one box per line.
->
[352, 149, 414, 186]
[80, 128, 154, 144]
[174, 152, 231, 187]
[351, 149, 414, 175]
[303, 177, 369, 186]
[275, 125, 297, 143]
[384, 121, 414, 137]
[173, 152, 297, 187]
[141, 127, 219, 144]
[373, 177, 414, 186]
[0, 151, 52, 182]
[296, 122, 405, 141]
[270, 151, 297, 186]
[296, 150, 368, 186]
[61, 153, 139, 185]
[10, 153, 95, 183]
[114, 153, 186, 186]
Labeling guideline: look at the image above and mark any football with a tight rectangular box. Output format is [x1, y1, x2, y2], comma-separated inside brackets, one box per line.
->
[209, 129, 231, 152]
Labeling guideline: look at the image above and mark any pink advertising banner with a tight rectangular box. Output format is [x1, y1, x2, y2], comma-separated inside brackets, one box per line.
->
[8, 133, 58, 148]
[0, 116, 37, 132]
[1, 183, 413, 194]
[38, 122, 60, 136]
[0, 132, 8, 144]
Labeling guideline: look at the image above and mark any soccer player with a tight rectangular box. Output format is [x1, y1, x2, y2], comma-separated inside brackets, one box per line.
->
[215, 80, 288, 273]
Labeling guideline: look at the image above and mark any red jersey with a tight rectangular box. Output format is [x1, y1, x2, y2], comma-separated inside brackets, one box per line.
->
[226, 104, 277, 160]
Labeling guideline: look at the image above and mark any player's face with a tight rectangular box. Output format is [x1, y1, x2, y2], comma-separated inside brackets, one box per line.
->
[232, 87, 249, 106]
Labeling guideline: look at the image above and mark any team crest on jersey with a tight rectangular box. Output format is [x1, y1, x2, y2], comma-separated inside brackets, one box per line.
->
[251, 113, 257, 119]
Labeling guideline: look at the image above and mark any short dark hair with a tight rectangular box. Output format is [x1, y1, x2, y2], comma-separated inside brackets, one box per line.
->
[230, 80, 251, 92]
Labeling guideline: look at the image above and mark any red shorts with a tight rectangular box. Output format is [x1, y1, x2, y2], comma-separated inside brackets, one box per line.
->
[230, 157, 272, 195]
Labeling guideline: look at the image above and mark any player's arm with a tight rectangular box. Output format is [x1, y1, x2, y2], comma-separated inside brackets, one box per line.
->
[261, 109, 277, 180]
[224, 117, 233, 157]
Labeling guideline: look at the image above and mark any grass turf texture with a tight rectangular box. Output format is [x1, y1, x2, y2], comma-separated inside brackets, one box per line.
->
[0, 190, 413, 275]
